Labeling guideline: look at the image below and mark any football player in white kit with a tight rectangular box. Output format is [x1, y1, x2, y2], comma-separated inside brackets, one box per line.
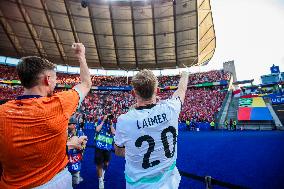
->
[114, 70, 189, 189]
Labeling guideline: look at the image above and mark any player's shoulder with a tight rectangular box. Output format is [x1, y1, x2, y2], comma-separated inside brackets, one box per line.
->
[0, 101, 11, 114]
[53, 89, 78, 98]
[41, 89, 79, 107]
[0, 99, 24, 111]
[159, 96, 181, 105]
[0, 99, 9, 106]
[117, 109, 136, 122]
[117, 112, 129, 122]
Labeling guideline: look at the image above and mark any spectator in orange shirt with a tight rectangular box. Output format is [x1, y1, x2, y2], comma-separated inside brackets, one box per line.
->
[0, 43, 92, 189]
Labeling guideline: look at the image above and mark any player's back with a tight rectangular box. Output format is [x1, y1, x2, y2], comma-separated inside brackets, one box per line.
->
[0, 91, 78, 188]
[116, 97, 182, 188]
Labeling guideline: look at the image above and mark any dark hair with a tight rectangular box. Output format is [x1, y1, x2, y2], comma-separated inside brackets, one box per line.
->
[16, 56, 56, 89]
[107, 114, 114, 120]
[0, 99, 8, 105]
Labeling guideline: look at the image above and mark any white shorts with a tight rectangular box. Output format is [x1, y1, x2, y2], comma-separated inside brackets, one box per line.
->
[33, 168, 72, 189]
[126, 167, 181, 189]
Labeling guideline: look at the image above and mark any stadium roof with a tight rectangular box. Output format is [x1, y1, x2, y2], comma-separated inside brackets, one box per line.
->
[0, 0, 215, 70]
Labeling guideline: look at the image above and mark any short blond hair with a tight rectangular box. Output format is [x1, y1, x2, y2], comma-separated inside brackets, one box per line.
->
[131, 69, 158, 100]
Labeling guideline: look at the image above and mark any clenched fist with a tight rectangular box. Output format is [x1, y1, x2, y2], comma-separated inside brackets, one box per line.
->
[72, 43, 85, 58]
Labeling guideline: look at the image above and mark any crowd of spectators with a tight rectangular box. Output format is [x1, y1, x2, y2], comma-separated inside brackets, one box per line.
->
[0, 64, 229, 123]
[0, 65, 18, 80]
[0, 65, 230, 87]
[158, 70, 230, 87]
[188, 70, 230, 85]
[57, 73, 128, 86]
[77, 91, 135, 123]
[56, 70, 231, 87]
[58, 70, 230, 87]
[75, 86, 226, 124]
[0, 85, 23, 100]
[180, 87, 226, 122]
[158, 76, 180, 87]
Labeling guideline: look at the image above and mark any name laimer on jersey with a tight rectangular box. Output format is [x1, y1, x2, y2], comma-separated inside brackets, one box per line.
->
[137, 113, 168, 129]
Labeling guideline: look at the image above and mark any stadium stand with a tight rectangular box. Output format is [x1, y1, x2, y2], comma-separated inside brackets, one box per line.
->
[0, 85, 23, 100]
[0, 65, 18, 80]
[0, 64, 230, 86]
[0, 64, 229, 126]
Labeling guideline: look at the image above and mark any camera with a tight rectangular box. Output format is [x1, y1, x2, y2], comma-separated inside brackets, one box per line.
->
[107, 114, 114, 120]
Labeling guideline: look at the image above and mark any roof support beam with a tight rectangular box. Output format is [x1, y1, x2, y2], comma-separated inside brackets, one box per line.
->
[0, 15, 197, 37]
[199, 25, 213, 41]
[109, 2, 120, 67]
[200, 48, 214, 63]
[199, 37, 215, 54]
[2, 0, 197, 22]
[63, 0, 79, 43]
[130, 2, 138, 69]
[40, 0, 66, 63]
[88, 5, 102, 67]
[196, 0, 199, 65]
[173, 0, 178, 67]
[198, 0, 207, 9]
[199, 11, 210, 26]
[16, 0, 46, 57]
[0, 9, 23, 57]
[0, 30, 197, 51]
[151, 1, 158, 66]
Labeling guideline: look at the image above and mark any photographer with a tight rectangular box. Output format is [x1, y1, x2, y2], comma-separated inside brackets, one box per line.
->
[94, 114, 116, 189]
[67, 116, 88, 187]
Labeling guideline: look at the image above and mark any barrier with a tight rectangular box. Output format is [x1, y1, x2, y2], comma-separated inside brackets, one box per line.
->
[91, 86, 132, 91]
[179, 170, 249, 189]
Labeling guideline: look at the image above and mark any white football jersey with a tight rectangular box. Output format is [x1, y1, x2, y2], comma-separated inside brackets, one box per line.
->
[115, 97, 182, 189]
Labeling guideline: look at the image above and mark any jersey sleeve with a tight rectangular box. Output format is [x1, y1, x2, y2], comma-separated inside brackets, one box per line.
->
[73, 86, 85, 108]
[77, 130, 85, 137]
[97, 119, 102, 126]
[165, 96, 182, 115]
[56, 89, 80, 120]
[95, 119, 102, 130]
[114, 116, 127, 147]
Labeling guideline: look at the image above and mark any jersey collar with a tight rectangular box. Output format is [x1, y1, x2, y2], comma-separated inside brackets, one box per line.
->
[135, 103, 156, 110]
[17, 95, 42, 100]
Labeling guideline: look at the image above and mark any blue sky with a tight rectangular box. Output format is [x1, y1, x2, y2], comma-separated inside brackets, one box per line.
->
[192, 0, 284, 84]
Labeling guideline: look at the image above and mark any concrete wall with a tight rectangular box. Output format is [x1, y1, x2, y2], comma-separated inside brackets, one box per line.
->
[223, 60, 237, 82]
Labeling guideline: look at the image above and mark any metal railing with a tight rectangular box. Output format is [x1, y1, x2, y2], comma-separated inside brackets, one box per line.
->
[179, 170, 249, 189]
[215, 90, 232, 126]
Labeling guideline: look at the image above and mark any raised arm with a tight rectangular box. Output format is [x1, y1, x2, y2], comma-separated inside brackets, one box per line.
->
[110, 123, 116, 135]
[172, 71, 189, 104]
[72, 43, 92, 101]
[96, 116, 107, 132]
